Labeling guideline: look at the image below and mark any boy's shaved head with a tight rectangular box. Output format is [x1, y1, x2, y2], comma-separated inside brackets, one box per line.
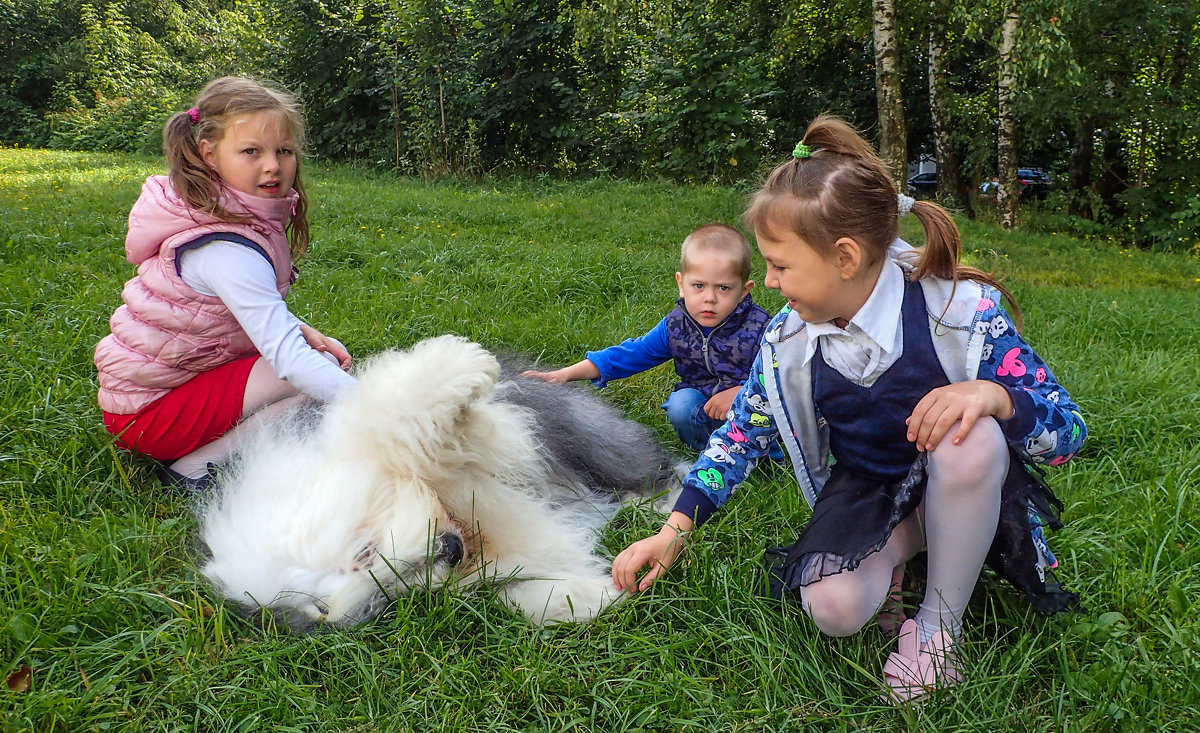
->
[681, 223, 753, 282]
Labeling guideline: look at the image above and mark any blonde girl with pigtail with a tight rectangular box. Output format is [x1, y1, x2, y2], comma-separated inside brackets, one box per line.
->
[612, 114, 1086, 703]
[95, 77, 355, 492]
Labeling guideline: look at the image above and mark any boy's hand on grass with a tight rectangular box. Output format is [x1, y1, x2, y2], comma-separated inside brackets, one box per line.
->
[300, 324, 352, 370]
[612, 512, 693, 593]
[906, 380, 1014, 451]
[703, 386, 740, 420]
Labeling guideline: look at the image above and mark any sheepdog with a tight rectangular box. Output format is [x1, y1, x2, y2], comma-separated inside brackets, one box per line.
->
[198, 335, 682, 631]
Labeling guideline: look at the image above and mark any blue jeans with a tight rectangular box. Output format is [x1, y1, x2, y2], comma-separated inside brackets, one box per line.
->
[663, 387, 785, 459]
[662, 388, 723, 452]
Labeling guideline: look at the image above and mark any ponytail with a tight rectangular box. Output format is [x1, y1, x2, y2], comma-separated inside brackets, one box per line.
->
[162, 110, 250, 227]
[909, 200, 1022, 328]
[747, 112, 1023, 328]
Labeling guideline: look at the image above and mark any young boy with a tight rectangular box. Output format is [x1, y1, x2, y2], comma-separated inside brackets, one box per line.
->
[523, 223, 770, 451]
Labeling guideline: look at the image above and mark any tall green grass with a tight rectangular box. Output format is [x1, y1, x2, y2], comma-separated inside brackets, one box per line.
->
[2, 149, 1199, 731]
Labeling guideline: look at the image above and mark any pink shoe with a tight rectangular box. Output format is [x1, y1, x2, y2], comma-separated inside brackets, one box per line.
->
[882, 620, 963, 704]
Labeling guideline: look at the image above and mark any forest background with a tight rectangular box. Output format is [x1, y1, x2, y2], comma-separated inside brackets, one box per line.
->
[2, 0, 1198, 250]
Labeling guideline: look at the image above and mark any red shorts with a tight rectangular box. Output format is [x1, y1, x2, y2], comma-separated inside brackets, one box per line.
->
[103, 356, 260, 461]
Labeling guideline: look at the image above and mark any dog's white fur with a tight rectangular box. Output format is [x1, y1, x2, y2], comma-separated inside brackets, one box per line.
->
[199, 336, 679, 629]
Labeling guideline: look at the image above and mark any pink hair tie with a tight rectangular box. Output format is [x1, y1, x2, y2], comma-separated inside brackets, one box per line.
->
[187, 107, 200, 125]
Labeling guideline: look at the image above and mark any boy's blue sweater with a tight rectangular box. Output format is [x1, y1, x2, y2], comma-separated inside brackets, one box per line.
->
[586, 294, 770, 397]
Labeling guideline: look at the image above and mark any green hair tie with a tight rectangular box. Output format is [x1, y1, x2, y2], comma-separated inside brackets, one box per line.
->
[792, 142, 812, 159]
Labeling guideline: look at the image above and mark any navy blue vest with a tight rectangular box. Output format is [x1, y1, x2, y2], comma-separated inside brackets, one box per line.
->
[812, 281, 950, 480]
[665, 294, 770, 398]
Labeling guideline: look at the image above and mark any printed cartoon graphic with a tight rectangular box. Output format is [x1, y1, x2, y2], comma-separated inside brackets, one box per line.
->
[997, 347, 1027, 378]
[1035, 367, 1047, 383]
[1024, 426, 1058, 456]
[987, 315, 1010, 339]
[745, 393, 770, 413]
[726, 421, 749, 443]
[697, 468, 724, 491]
[703, 443, 734, 465]
[982, 343, 994, 361]
[749, 412, 770, 427]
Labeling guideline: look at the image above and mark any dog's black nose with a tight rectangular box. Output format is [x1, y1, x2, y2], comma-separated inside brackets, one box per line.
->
[436, 532, 464, 567]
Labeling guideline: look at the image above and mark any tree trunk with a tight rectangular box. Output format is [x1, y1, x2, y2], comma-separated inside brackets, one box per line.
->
[927, 1, 971, 216]
[873, 0, 906, 185]
[996, 0, 1020, 229]
[1096, 128, 1127, 219]
[1067, 117, 1094, 218]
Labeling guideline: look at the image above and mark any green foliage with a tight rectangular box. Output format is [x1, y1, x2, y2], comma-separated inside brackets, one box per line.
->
[46, 90, 183, 153]
[3, 0, 1199, 244]
[271, 0, 396, 163]
[1012, 0, 1200, 249]
[629, 2, 773, 182]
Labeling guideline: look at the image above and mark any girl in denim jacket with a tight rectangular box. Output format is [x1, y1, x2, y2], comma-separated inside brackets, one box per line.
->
[612, 115, 1085, 703]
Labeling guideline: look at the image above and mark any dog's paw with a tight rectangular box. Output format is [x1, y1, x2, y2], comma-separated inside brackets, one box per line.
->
[407, 336, 500, 405]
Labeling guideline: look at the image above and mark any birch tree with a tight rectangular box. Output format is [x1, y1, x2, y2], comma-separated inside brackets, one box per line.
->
[872, 0, 906, 184]
[927, 0, 970, 214]
[995, 0, 1020, 229]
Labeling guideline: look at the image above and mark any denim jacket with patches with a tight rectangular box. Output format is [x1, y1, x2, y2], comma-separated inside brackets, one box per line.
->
[674, 240, 1087, 527]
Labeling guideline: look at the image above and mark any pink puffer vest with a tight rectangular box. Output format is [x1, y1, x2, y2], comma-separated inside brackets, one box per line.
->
[94, 175, 299, 414]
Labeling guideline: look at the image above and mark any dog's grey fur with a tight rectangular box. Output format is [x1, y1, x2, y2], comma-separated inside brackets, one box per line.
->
[198, 336, 681, 631]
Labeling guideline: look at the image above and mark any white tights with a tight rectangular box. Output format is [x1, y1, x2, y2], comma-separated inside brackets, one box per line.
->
[800, 418, 1008, 642]
[168, 358, 307, 478]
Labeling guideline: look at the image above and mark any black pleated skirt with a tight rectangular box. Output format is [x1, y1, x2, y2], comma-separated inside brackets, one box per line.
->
[764, 448, 1079, 614]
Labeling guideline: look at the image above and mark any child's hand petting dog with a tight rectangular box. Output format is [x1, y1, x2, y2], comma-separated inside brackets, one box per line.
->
[300, 323, 352, 370]
[520, 358, 601, 385]
[612, 511, 694, 593]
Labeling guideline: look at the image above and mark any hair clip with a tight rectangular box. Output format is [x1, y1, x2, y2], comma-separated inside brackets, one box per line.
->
[792, 142, 812, 159]
[187, 107, 201, 125]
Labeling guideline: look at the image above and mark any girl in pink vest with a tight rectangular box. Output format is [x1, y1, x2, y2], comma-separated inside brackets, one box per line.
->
[94, 77, 356, 492]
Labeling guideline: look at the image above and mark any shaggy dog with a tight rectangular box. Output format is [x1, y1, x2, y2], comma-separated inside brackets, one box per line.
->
[198, 336, 682, 631]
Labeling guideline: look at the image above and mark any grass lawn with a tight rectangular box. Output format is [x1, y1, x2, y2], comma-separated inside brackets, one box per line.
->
[2, 148, 1199, 731]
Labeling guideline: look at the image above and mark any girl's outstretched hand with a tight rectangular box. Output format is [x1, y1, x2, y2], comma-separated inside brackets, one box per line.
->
[612, 512, 694, 593]
[906, 380, 1014, 451]
[300, 323, 352, 370]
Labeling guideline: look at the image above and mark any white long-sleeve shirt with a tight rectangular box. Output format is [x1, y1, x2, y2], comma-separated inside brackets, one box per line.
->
[179, 241, 356, 401]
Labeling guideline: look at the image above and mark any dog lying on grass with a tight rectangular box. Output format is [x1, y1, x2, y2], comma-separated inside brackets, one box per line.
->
[197, 335, 682, 631]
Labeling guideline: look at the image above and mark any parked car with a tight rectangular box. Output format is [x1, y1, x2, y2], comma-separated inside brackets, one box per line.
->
[1017, 168, 1051, 200]
[979, 169, 1052, 201]
[907, 171, 937, 196]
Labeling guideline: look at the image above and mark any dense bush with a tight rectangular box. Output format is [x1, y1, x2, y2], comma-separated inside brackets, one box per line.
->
[2, 0, 1197, 249]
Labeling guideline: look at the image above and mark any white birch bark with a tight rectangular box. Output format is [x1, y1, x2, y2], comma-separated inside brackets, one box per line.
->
[928, 0, 966, 212]
[873, 0, 906, 184]
[996, 0, 1020, 229]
